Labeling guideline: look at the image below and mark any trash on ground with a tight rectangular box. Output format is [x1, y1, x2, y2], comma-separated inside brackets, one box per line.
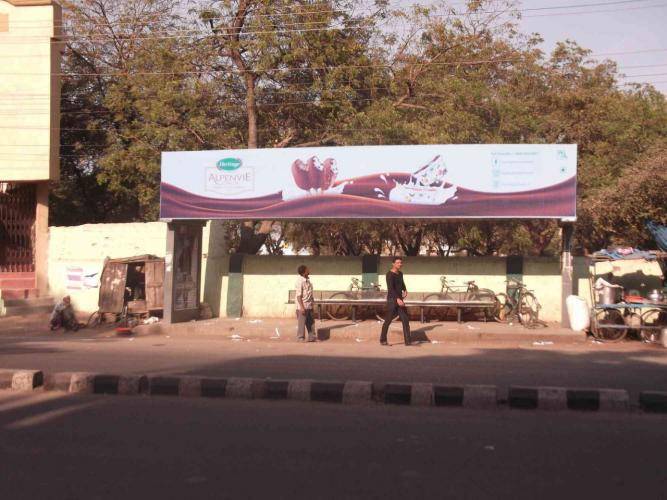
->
[270, 328, 281, 340]
[248, 319, 263, 324]
[431, 340, 440, 344]
[229, 334, 246, 340]
[466, 325, 477, 330]
[143, 316, 159, 325]
[355, 338, 365, 342]
[532, 341, 554, 346]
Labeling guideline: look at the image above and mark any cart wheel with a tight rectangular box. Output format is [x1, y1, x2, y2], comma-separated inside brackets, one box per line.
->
[86, 310, 102, 328]
[593, 309, 627, 342]
[326, 292, 351, 320]
[423, 293, 450, 322]
[640, 308, 665, 343]
[493, 293, 512, 322]
[519, 292, 540, 326]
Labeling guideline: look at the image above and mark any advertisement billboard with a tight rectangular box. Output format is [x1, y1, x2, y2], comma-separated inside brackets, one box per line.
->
[160, 144, 577, 220]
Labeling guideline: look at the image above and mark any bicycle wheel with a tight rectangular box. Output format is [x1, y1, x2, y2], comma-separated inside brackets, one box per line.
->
[592, 309, 627, 342]
[471, 288, 500, 321]
[640, 308, 665, 343]
[518, 292, 540, 325]
[494, 293, 512, 322]
[326, 292, 351, 320]
[423, 293, 451, 322]
[374, 304, 399, 322]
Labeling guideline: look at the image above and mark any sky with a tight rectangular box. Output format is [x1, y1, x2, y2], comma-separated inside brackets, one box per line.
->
[388, 0, 667, 94]
[518, 0, 667, 94]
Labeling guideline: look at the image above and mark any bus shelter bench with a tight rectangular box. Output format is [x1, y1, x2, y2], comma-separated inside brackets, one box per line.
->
[287, 290, 496, 323]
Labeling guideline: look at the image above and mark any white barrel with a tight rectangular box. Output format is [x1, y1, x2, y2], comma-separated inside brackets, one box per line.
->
[566, 295, 590, 332]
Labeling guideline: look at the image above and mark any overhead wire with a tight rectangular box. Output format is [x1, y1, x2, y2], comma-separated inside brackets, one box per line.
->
[3, 0, 660, 30]
[1, 1, 665, 43]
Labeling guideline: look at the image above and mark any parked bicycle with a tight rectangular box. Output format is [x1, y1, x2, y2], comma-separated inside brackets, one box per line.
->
[327, 277, 386, 321]
[494, 278, 541, 326]
[423, 276, 498, 321]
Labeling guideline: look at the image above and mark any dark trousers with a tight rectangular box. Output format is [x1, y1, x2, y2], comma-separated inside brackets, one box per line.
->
[380, 300, 411, 344]
[297, 309, 315, 340]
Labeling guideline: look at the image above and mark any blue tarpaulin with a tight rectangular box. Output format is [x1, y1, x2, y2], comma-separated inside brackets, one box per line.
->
[646, 221, 667, 252]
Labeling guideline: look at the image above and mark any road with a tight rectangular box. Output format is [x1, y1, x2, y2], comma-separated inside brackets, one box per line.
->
[0, 391, 664, 499]
[0, 327, 666, 399]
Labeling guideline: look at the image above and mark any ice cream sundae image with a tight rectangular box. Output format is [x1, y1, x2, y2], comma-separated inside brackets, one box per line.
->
[387, 155, 457, 205]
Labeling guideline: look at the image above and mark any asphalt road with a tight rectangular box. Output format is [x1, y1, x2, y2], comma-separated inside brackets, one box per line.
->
[0, 391, 665, 499]
[0, 328, 666, 399]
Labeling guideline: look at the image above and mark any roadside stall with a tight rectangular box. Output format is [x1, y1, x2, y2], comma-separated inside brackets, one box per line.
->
[88, 254, 165, 326]
[589, 251, 667, 342]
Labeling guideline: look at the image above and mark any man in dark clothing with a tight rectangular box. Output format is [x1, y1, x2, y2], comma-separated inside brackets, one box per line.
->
[380, 256, 412, 346]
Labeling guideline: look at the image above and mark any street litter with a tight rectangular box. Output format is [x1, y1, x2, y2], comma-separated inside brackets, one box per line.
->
[270, 328, 281, 340]
[248, 319, 263, 324]
[128, 338, 134, 341]
[466, 325, 477, 330]
[229, 334, 246, 341]
[143, 316, 159, 325]
[355, 338, 365, 342]
[234, 318, 241, 321]
[431, 340, 440, 344]
[532, 341, 554, 346]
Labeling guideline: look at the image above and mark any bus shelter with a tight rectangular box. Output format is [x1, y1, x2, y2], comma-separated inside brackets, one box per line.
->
[159, 144, 577, 326]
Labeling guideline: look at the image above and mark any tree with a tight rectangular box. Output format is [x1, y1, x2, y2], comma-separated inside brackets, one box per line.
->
[579, 143, 667, 251]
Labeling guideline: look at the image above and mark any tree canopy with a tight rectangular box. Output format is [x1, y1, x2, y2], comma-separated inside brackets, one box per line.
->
[52, 0, 667, 255]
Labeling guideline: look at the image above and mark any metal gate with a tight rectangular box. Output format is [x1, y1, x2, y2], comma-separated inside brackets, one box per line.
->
[0, 183, 36, 273]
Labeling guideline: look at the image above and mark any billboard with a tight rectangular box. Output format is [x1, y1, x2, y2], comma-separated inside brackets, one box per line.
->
[160, 144, 577, 220]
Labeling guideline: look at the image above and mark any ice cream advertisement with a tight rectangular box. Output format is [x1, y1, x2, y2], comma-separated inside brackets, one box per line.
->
[160, 144, 577, 219]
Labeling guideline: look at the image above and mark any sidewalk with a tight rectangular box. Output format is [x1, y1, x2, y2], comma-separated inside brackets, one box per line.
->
[134, 316, 587, 344]
[1, 313, 665, 399]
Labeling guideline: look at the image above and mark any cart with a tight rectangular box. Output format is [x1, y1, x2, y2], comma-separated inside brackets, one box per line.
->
[588, 255, 667, 342]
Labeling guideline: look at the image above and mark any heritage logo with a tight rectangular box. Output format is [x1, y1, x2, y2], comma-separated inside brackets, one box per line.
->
[206, 158, 254, 196]
[217, 157, 242, 171]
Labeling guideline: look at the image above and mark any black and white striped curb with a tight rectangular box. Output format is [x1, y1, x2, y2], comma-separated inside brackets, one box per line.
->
[1, 369, 666, 414]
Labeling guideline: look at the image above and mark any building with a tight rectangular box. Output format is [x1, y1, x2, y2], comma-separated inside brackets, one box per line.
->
[0, 0, 61, 301]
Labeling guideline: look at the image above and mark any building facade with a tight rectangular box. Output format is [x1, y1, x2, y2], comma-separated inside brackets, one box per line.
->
[0, 0, 61, 299]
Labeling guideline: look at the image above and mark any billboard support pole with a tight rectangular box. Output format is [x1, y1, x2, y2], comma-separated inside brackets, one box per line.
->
[560, 222, 575, 328]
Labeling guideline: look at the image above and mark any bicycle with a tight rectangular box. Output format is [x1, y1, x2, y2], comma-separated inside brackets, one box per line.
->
[327, 277, 385, 321]
[424, 276, 498, 321]
[494, 278, 542, 326]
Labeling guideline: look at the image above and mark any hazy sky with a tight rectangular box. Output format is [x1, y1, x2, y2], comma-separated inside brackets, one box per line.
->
[392, 0, 667, 93]
[518, 0, 667, 93]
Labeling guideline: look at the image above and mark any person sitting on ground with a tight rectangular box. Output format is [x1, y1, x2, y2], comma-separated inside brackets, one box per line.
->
[50, 295, 79, 331]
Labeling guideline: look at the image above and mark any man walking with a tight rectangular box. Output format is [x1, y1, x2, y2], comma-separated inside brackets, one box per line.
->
[295, 265, 316, 342]
[380, 257, 412, 346]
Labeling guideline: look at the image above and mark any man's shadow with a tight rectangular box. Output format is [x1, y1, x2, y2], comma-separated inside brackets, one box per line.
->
[315, 322, 356, 341]
[388, 324, 437, 345]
